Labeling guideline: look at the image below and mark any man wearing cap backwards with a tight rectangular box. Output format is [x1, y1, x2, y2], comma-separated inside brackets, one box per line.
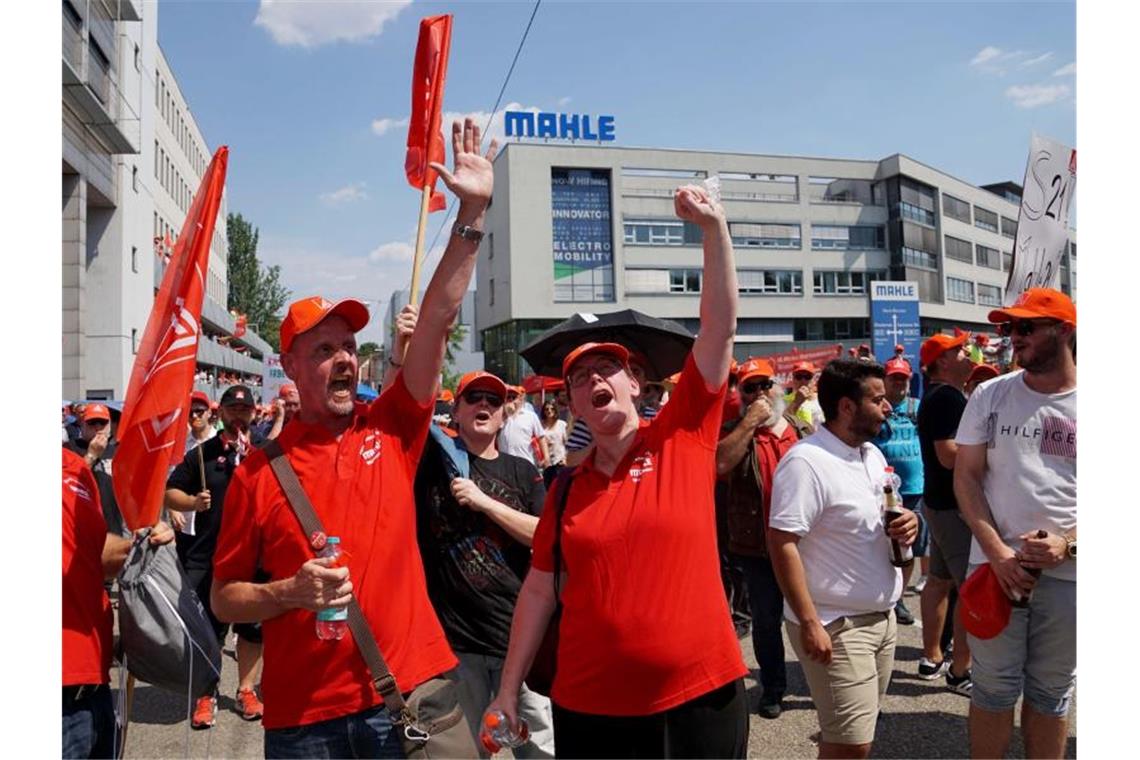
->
[784, 361, 824, 433]
[953, 288, 1077, 759]
[209, 118, 496, 757]
[715, 358, 802, 720]
[487, 183, 749, 758]
[413, 370, 554, 758]
[916, 331, 977, 695]
[870, 357, 926, 628]
[767, 359, 918, 759]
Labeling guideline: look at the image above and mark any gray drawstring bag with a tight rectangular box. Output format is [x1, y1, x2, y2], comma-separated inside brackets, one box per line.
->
[116, 529, 222, 697]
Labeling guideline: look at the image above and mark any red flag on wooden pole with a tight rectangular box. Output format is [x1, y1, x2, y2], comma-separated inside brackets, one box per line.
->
[112, 147, 229, 531]
[405, 13, 453, 213]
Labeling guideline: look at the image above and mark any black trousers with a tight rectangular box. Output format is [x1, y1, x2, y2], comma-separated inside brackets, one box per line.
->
[551, 678, 749, 759]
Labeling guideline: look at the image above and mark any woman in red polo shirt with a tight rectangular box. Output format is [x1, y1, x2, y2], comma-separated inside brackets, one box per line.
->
[487, 184, 749, 758]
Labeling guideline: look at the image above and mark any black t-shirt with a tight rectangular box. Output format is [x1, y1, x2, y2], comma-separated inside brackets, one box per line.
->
[64, 439, 127, 537]
[917, 383, 968, 511]
[414, 439, 546, 658]
[166, 432, 264, 572]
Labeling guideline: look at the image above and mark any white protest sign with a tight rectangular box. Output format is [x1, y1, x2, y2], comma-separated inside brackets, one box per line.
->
[262, 353, 288, 401]
[1005, 133, 1076, 305]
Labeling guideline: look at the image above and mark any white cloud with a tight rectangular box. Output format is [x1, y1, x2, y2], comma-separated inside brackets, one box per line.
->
[971, 46, 1003, 66]
[368, 241, 415, 263]
[371, 117, 409, 137]
[319, 182, 368, 205]
[557, 96, 572, 107]
[1053, 62, 1076, 77]
[254, 0, 412, 48]
[970, 46, 1030, 74]
[1020, 52, 1054, 67]
[1005, 83, 1072, 108]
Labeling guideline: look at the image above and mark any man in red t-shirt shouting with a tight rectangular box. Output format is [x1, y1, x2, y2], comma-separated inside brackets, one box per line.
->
[210, 118, 497, 758]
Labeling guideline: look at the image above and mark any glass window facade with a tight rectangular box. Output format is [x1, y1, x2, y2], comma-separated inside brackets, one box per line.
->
[974, 206, 999, 233]
[943, 194, 972, 223]
[811, 225, 885, 250]
[975, 244, 1002, 270]
[944, 235, 973, 263]
[946, 276, 975, 303]
[978, 283, 1002, 306]
[738, 269, 803, 295]
[729, 222, 802, 249]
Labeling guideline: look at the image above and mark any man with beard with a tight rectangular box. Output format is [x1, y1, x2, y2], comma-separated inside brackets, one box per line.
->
[917, 332, 977, 695]
[716, 358, 802, 720]
[210, 118, 496, 757]
[166, 384, 267, 727]
[414, 370, 554, 758]
[768, 359, 918, 759]
[954, 288, 1076, 759]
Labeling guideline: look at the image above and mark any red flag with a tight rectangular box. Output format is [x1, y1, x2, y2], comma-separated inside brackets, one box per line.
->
[113, 147, 229, 531]
[234, 313, 247, 339]
[405, 14, 453, 213]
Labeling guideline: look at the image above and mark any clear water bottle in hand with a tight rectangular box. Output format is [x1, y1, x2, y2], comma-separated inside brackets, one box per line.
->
[480, 709, 529, 754]
[882, 467, 913, 567]
[315, 536, 348, 641]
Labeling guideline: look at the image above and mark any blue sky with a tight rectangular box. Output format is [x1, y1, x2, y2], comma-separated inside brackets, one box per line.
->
[157, 0, 1075, 346]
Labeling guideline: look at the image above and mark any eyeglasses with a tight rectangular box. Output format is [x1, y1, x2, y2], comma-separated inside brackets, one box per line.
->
[996, 319, 1059, 337]
[189, 407, 209, 417]
[462, 390, 504, 408]
[740, 379, 774, 394]
[567, 357, 624, 388]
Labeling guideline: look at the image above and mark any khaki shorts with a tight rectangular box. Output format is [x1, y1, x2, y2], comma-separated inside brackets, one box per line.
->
[786, 610, 897, 746]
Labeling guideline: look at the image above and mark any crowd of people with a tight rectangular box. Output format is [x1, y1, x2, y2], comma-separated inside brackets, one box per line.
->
[62, 117, 1075, 760]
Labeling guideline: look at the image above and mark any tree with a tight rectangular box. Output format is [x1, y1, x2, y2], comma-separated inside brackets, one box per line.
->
[359, 342, 380, 359]
[439, 322, 468, 392]
[227, 212, 291, 352]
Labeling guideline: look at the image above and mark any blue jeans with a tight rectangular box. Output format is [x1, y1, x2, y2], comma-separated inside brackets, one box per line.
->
[730, 553, 786, 704]
[264, 704, 405, 759]
[62, 684, 115, 759]
[903, 494, 930, 557]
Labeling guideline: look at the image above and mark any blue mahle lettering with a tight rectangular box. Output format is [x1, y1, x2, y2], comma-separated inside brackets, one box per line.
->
[559, 113, 580, 140]
[505, 111, 534, 138]
[581, 115, 598, 140]
[537, 112, 558, 138]
[598, 115, 615, 141]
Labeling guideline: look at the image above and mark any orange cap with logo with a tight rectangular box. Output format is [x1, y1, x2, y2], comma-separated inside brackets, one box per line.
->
[920, 333, 969, 370]
[279, 296, 370, 353]
[738, 358, 776, 384]
[987, 287, 1076, 325]
[561, 342, 631, 379]
[82, 403, 111, 422]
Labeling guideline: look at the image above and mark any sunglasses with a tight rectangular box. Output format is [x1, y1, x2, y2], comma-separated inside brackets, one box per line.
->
[189, 407, 209, 417]
[741, 379, 774, 394]
[996, 319, 1059, 337]
[462, 390, 504, 408]
[567, 357, 624, 389]
[84, 419, 109, 428]
[793, 373, 814, 382]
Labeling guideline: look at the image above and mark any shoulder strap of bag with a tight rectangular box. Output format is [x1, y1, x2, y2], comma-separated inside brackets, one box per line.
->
[550, 466, 577, 605]
[263, 439, 408, 717]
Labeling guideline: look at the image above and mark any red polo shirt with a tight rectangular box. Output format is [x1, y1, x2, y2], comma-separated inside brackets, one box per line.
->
[62, 448, 113, 687]
[214, 375, 457, 729]
[531, 355, 748, 716]
[753, 422, 801, 529]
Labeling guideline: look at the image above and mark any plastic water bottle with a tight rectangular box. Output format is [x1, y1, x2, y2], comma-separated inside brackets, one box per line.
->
[315, 537, 348, 640]
[479, 710, 529, 754]
[882, 468, 913, 567]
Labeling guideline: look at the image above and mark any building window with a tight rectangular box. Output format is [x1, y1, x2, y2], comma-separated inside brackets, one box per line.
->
[487, 232, 493, 260]
[811, 225, 885, 250]
[131, 328, 138, 354]
[902, 247, 938, 270]
[132, 165, 138, 192]
[134, 43, 140, 71]
[974, 206, 999, 233]
[624, 219, 685, 246]
[942, 194, 972, 224]
[1000, 216, 1018, 239]
[978, 283, 1002, 306]
[944, 235, 973, 263]
[976, 244, 1001, 270]
[669, 269, 702, 293]
[729, 222, 801, 249]
[738, 269, 803, 295]
[794, 318, 870, 342]
[946, 276, 975, 303]
[899, 201, 936, 226]
[489, 278, 494, 307]
[812, 270, 885, 295]
[1003, 251, 1013, 272]
[131, 246, 138, 273]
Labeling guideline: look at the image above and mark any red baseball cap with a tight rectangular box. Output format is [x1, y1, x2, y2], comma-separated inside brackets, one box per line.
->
[791, 361, 815, 376]
[280, 296, 370, 353]
[561, 342, 631, 378]
[988, 287, 1076, 326]
[278, 383, 297, 398]
[959, 564, 1012, 639]
[82, 403, 111, 422]
[738, 358, 776, 384]
[455, 371, 508, 399]
[190, 391, 210, 407]
[968, 363, 1000, 385]
[920, 332, 969, 370]
[884, 357, 913, 377]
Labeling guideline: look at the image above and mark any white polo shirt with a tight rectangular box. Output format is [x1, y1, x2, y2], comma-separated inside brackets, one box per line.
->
[769, 425, 903, 625]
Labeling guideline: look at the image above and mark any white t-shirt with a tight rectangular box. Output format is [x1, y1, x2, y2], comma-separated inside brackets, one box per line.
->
[498, 408, 545, 465]
[955, 371, 1076, 582]
[541, 419, 568, 466]
[769, 425, 904, 625]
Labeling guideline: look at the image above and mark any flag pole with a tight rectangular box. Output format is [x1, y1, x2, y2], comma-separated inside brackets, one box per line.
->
[409, 185, 433, 309]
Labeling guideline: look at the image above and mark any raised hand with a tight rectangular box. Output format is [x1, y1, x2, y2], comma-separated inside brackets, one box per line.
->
[673, 184, 725, 230]
[428, 117, 499, 208]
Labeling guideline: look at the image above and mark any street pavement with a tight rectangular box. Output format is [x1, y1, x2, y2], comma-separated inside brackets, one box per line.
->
[114, 584, 1076, 758]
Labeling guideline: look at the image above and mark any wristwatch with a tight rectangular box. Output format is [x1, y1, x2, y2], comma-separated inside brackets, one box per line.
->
[452, 222, 484, 244]
[1064, 535, 1076, 560]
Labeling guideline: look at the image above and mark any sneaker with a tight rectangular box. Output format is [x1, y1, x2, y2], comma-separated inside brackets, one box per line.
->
[757, 700, 783, 720]
[192, 696, 217, 729]
[944, 641, 955, 662]
[894, 599, 915, 626]
[917, 657, 949, 680]
[236, 687, 264, 721]
[912, 574, 927, 593]
[946, 668, 973, 696]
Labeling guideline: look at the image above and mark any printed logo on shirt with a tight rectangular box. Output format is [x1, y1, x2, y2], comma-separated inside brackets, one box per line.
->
[359, 431, 382, 465]
[1040, 416, 1077, 458]
[629, 452, 655, 483]
[64, 475, 92, 502]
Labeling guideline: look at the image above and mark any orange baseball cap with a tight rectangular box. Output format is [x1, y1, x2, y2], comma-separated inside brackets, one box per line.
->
[884, 357, 913, 377]
[82, 403, 111, 422]
[920, 333, 969, 370]
[968, 363, 1000, 385]
[278, 383, 297, 398]
[987, 287, 1076, 326]
[738, 358, 776, 384]
[279, 296, 370, 352]
[561, 342, 631, 378]
[190, 390, 210, 407]
[791, 361, 815, 376]
[455, 371, 508, 399]
[959, 564, 1012, 640]
[438, 388, 455, 403]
